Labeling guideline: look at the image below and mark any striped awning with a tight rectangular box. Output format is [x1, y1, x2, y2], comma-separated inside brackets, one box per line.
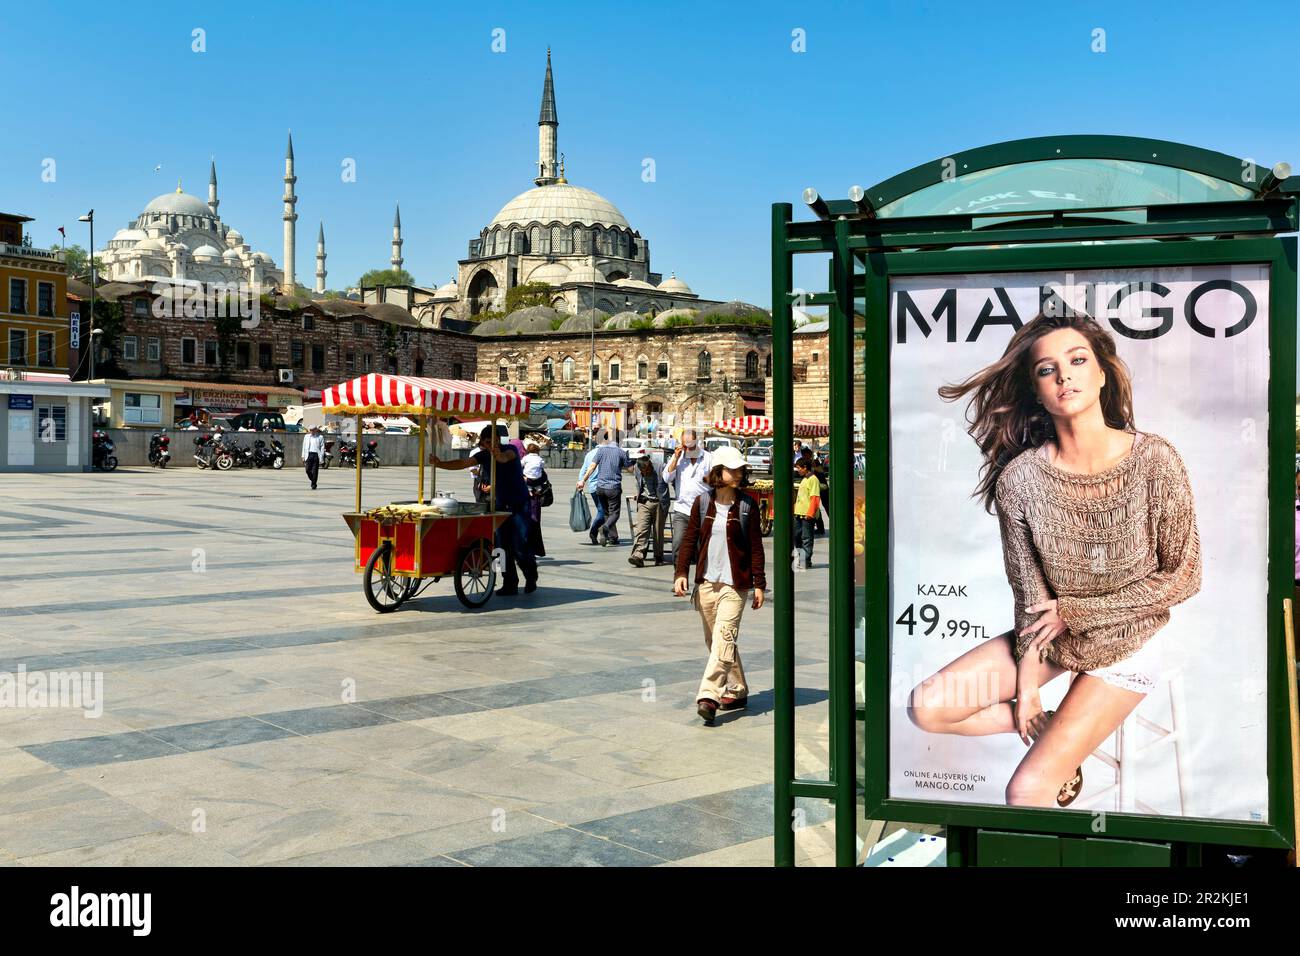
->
[321, 374, 531, 419]
[712, 416, 829, 438]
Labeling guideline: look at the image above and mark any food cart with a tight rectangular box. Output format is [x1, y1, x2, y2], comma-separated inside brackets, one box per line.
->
[322, 374, 531, 613]
[711, 415, 829, 535]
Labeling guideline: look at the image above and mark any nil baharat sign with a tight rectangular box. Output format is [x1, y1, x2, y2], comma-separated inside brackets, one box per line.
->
[770, 135, 1299, 867]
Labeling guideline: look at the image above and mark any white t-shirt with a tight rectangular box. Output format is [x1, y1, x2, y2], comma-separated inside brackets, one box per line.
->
[521, 453, 544, 480]
[666, 449, 712, 516]
[704, 503, 733, 586]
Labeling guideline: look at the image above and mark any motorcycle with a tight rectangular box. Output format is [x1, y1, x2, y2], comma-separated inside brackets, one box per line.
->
[148, 432, 171, 468]
[321, 440, 334, 469]
[336, 440, 357, 469]
[92, 431, 118, 472]
[213, 436, 256, 471]
[193, 433, 216, 468]
[253, 438, 285, 470]
[360, 439, 381, 469]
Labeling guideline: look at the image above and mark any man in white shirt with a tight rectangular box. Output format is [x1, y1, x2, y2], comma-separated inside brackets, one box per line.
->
[301, 425, 326, 490]
[662, 428, 712, 558]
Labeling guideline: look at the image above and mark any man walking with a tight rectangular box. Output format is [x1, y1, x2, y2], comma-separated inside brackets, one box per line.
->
[663, 428, 712, 558]
[577, 430, 632, 546]
[628, 449, 669, 567]
[576, 439, 604, 534]
[793, 456, 821, 568]
[302, 425, 325, 490]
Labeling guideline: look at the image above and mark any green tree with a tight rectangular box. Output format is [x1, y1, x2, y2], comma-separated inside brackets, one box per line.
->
[62, 244, 106, 281]
[86, 298, 126, 379]
[505, 281, 553, 314]
[358, 268, 415, 288]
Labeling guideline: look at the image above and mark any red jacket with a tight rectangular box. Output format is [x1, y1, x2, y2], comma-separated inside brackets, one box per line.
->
[674, 492, 767, 592]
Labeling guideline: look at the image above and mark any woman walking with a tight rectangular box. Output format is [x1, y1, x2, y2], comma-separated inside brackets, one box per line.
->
[673, 446, 766, 725]
[906, 312, 1201, 808]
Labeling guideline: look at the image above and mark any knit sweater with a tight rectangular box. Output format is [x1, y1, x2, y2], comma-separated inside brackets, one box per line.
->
[994, 431, 1202, 672]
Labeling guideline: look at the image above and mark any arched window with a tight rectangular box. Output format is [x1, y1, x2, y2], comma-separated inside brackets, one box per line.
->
[745, 351, 758, 378]
[657, 354, 670, 380]
[608, 355, 621, 382]
[498, 364, 509, 383]
[562, 356, 575, 381]
[517, 361, 527, 382]
[636, 355, 648, 381]
[541, 357, 554, 381]
[529, 225, 542, 253]
[764, 352, 772, 376]
[537, 224, 551, 255]
[550, 225, 563, 253]
[697, 350, 712, 383]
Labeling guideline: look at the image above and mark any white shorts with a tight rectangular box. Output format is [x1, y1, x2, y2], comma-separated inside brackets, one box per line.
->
[1085, 632, 1163, 694]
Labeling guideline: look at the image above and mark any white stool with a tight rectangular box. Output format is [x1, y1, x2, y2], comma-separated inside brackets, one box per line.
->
[1078, 668, 1191, 816]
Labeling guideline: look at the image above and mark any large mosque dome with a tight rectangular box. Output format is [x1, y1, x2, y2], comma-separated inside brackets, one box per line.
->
[142, 190, 215, 217]
[488, 183, 630, 230]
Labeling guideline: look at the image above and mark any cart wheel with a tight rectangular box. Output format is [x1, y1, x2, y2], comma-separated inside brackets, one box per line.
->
[759, 500, 773, 536]
[454, 540, 496, 609]
[363, 543, 407, 613]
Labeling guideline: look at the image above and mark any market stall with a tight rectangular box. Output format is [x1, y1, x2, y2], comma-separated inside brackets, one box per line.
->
[711, 415, 829, 534]
[321, 374, 530, 613]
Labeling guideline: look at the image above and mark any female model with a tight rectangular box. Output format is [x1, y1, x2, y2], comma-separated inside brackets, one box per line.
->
[907, 312, 1202, 808]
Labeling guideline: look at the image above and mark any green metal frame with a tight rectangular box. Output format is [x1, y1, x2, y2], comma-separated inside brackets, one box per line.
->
[772, 134, 1299, 868]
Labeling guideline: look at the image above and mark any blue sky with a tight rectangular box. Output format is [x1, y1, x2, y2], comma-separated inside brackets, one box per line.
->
[4, 0, 1298, 309]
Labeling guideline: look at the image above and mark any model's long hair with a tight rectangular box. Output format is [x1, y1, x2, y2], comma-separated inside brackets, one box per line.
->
[938, 312, 1135, 513]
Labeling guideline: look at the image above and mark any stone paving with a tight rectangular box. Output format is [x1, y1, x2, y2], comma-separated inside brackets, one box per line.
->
[0, 463, 839, 866]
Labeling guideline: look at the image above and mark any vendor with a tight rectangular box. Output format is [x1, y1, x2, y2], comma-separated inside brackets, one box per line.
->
[431, 425, 538, 596]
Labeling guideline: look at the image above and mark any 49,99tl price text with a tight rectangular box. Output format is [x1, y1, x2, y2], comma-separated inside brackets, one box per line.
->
[895, 603, 989, 639]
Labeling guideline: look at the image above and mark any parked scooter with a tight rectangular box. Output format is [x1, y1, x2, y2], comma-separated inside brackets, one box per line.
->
[193, 433, 217, 468]
[92, 431, 118, 472]
[336, 440, 357, 468]
[148, 432, 171, 468]
[321, 440, 334, 469]
[213, 436, 256, 471]
[360, 439, 381, 469]
[253, 438, 285, 469]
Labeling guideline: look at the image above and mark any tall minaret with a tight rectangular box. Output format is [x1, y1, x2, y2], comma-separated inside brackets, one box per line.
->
[282, 131, 298, 290]
[535, 48, 559, 186]
[315, 221, 327, 294]
[208, 158, 219, 216]
[390, 204, 404, 273]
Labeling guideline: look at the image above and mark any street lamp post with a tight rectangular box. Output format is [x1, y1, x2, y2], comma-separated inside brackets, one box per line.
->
[77, 211, 94, 378]
[588, 262, 596, 450]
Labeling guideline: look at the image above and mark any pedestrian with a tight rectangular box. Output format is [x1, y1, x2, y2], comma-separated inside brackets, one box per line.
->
[628, 449, 669, 567]
[663, 428, 712, 558]
[431, 425, 538, 595]
[791, 439, 805, 466]
[302, 424, 325, 490]
[793, 457, 821, 568]
[576, 429, 632, 546]
[801, 446, 829, 534]
[522, 442, 548, 558]
[576, 439, 604, 534]
[672, 446, 766, 725]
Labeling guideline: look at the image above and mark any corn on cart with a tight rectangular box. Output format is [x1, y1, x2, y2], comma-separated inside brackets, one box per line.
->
[711, 415, 829, 535]
[322, 374, 531, 613]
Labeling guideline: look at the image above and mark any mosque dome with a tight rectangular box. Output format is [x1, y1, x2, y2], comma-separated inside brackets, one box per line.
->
[603, 311, 642, 330]
[613, 277, 654, 290]
[142, 191, 214, 217]
[222, 248, 241, 262]
[112, 228, 147, 244]
[488, 183, 630, 230]
[135, 238, 168, 253]
[225, 229, 244, 247]
[434, 277, 458, 298]
[566, 264, 604, 285]
[527, 262, 571, 285]
[191, 244, 222, 259]
[658, 273, 692, 294]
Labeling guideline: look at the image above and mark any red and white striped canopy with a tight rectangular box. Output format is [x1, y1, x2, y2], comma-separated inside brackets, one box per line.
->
[712, 416, 829, 438]
[321, 374, 531, 419]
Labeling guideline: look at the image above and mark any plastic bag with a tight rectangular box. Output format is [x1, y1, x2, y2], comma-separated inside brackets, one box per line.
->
[569, 488, 591, 531]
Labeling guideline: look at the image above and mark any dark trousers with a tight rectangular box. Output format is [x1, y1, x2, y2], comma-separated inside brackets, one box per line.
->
[795, 516, 816, 567]
[593, 486, 622, 543]
[589, 491, 607, 537]
[497, 508, 538, 589]
[304, 452, 319, 489]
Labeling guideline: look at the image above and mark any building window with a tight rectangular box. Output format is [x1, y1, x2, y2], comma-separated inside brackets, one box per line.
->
[38, 332, 55, 367]
[345, 351, 356, 373]
[258, 343, 272, 369]
[646, 401, 663, 415]
[516, 362, 527, 382]
[236, 341, 251, 369]
[746, 351, 758, 378]
[697, 350, 711, 383]
[363, 353, 372, 372]
[204, 340, 219, 365]
[37, 282, 54, 317]
[353, 320, 364, 336]
[291, 341, 304, 369]
[765, 352, 772, 377]
[36, 404, 67, 441]
[148, 337, 161, 362]
[8, 328, 27, 365]
[562, 357, 574, 381]
[303, 314, 315, 331]
[499, 364, 509, 383]
[134, 298, 149, 317]
[541, 357, 554, 381]
[312, 344, 325, 372]
[182, 338, 196, 364]
[387, 354, 397, 373]
[9, 278, 26, 314]
[591, 362, 600, 382]
[657, 356, 669, 380]
[414, 357, 424, 376]
[123, 335, 138, 361]
[608, 358, 620, 382]
[123, 392, 161, 426]
[637, 357, 648, 381]
[452, 362, 463, 380]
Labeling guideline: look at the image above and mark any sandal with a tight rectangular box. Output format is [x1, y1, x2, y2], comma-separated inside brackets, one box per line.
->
[1031, 710, 1084, 808]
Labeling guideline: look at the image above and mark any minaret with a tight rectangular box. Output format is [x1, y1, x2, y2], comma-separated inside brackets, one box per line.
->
[390, 204, 404, 273]
[282, 131, 298, 290]
[208, 158, 219, 216]
[315, 221, 327, 294]
[534, 48, 559, 186]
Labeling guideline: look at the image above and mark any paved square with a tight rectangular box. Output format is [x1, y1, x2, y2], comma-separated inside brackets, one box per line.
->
[0, 464, 837, 866]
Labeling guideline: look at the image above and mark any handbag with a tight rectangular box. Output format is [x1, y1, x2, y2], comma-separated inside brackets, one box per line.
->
[568, 488, 591, 531]
[540, 478, 555, 508]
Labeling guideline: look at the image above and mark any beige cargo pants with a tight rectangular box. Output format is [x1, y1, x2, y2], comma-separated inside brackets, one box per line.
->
[694, 581, 748, 703]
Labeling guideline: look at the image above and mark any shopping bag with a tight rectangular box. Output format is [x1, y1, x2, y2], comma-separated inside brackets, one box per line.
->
[540, 470, 555, 508]
[569, 488, 591, 532]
